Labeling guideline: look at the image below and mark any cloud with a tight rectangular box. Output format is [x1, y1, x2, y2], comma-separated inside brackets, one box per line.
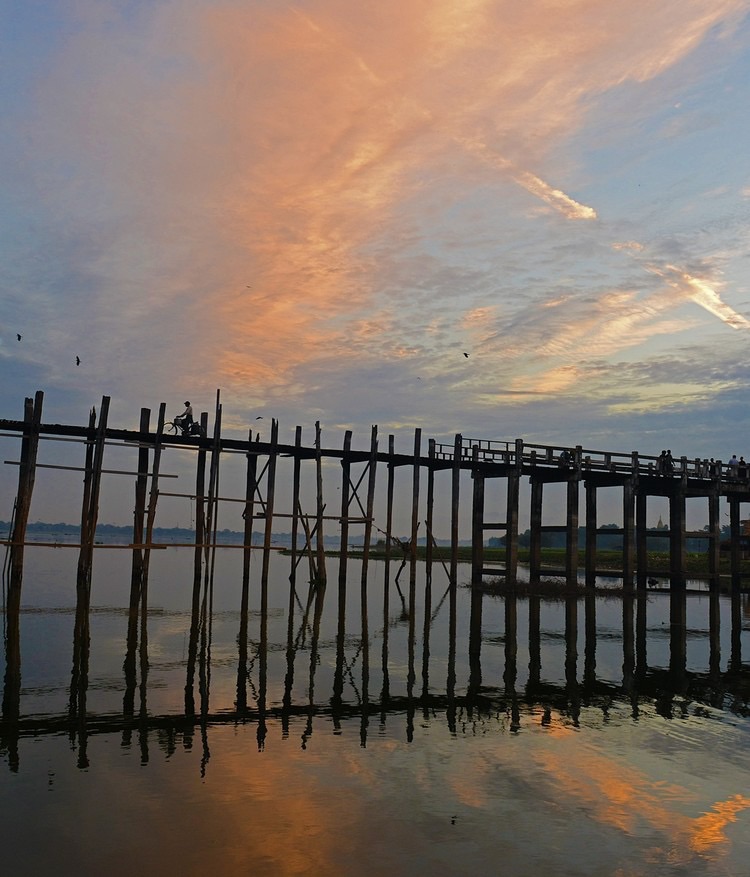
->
[2, 0, 750, 443]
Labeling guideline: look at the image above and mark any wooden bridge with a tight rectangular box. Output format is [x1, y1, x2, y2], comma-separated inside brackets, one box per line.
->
[2, 390, 750, 598]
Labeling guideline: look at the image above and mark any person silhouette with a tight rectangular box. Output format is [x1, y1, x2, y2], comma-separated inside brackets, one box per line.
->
[175, 401, 194, 435]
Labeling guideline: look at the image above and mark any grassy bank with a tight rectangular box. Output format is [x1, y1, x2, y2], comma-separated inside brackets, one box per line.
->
[339, 545, 748, 577]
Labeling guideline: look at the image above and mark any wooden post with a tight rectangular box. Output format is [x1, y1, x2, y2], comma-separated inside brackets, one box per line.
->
[669, 482, 686, 588]
[77, 396, 110, 592]
[129, 408, 150, 624]
[708, 488, 721, 590]
[565, 473, 579, 584]
[409, 428, 421, 589]
[260, 419, 279, 591]
[585, 481, 597, 588]
[315, 421, 326, 584]
[360, 425, 378, 589]
[383, 435, 395, 658]
[529, 478, 542, 581]
[729, 495, 741, 593]
[450, 433, 461, 584]
[505, 462, 520, 584]
[77, 406, 97, 582]
[385, 434, 395, 576]
[3, 391, 43, 727]
[622, 477, 635, 589]
[426, 439, 436, 584]
[193, 412, 209, 585]
[636, 489, 648, 588]
[185, 411, 208, 717]
[471, 446, 484, 585]
[141, 402, 167, 593]
[203, 392, 223, 594]
[289, 426, 302, 584]
[338, 430, 352, 590]
[237, 426, 257, 714]
[241, 427, 257, 587]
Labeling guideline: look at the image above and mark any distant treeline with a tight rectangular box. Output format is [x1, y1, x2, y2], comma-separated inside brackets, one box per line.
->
[1, 520, 730, 552]
[0, 520, 437, 548]
[487, 523, 730, 553]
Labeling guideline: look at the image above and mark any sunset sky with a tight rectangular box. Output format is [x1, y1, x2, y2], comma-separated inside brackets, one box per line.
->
[3, 1, 750, 472]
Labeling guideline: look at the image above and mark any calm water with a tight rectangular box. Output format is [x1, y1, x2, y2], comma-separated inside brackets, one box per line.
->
[2, 547, 750, 876]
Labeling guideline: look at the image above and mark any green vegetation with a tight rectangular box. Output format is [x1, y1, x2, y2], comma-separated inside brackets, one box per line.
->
[354, 544, 748, 576]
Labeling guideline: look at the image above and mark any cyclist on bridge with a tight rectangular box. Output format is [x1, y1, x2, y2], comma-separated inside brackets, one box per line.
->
[174, 401, 193, 434]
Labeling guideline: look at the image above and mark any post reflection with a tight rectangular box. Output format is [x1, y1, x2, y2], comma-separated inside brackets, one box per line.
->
[2, 557, 750, 770]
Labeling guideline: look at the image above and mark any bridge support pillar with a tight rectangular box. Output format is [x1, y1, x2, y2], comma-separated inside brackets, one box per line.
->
[529, 478, 542, 581]
[565, 476, 579, 585]
[636, 490, 648, 588]
[708, 488, 721, 590]
[471, 452, 484, 586]
[622, 478, 635, 589]
[585, 482, 596, 588]
[669, 483, 686, 588]
[505, 470, 519, 584]
[729, 495, 742, 593]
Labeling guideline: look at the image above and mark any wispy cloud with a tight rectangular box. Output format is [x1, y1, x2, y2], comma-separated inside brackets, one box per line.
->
[2, 0, 750, 450]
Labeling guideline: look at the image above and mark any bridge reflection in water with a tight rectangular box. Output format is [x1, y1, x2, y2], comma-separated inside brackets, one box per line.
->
[2, 551, 749, 774]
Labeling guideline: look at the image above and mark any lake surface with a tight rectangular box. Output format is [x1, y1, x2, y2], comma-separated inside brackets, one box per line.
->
[2, 546, 750, 876]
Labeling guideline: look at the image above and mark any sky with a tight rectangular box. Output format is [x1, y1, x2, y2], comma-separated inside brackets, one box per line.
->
[3, 1, 750, 527]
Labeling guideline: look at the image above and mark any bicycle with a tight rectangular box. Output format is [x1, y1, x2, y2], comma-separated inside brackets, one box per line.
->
[164, 418, 205, 438]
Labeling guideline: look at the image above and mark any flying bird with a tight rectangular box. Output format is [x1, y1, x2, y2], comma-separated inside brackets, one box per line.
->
[16, 333, 22, 341]
[76, 356, 81, 366]
[463, 352, 470, 358]
[255, 416, 263, 420]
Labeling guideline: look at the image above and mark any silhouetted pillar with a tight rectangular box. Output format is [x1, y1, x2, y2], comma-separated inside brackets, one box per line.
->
[529, 478, 542, 581]
[729, 496, 742, 593]
[622, 477, 635, 588]
[505, 467, 520, 583]
[565, 475, 579, 584]
[471, 448, 484, 585]
[585, 481, 597, 588]
[669, 484, 686, 588]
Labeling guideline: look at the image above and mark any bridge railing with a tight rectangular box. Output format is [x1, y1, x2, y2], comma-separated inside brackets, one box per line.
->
[432, 437, 729, 482]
